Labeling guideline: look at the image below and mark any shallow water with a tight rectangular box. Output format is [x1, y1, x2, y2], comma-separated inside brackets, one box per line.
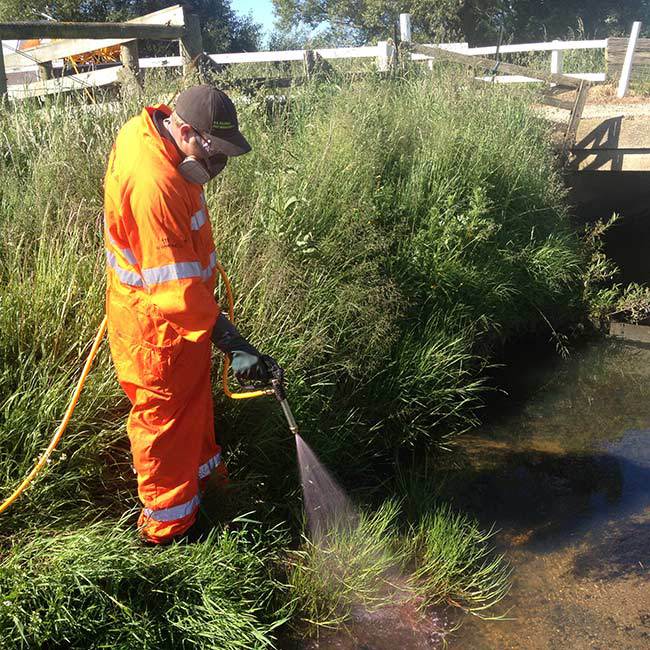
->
[446, 339, 650, 649]
[293, 338, 650, 649]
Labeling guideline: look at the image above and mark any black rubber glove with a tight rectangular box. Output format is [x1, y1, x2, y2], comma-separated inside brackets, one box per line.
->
[211, 313, 275, 383]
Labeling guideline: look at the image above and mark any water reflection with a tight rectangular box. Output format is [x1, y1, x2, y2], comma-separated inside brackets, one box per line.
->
[573, 515, 650, 580]
[443, 437, 650, 552]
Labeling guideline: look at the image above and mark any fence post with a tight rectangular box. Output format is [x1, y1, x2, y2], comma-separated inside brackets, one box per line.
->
[618, 21, 642, 98]
[399, 13, 412, 43]
[119, 40, 142, 95]
[399, 13, 412, 69]
[121, 41, 140, 77]
[38, 61, 53, 81]
[550, 40, 563, 86]
[0, 41, 6, 99]
[303, 49, 315, 78]
[377, 40, 395, 72]
[180, 10, 203, 75]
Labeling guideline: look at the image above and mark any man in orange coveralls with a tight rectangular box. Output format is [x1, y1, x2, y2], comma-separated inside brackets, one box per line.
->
[104, 85, 278, 545]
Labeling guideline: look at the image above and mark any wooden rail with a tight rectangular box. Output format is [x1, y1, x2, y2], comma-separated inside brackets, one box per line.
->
[410, 42, 590, 159]
[0, 22, 184, 40]
[608, 35, 650, 79]
[0, 4, 199, 98]
[3, 5, 184, 69]
[411, 43, 587, 88]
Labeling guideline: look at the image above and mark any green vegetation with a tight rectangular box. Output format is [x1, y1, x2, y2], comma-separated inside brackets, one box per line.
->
[288, 500, 510, 631]
[0, 68, 606, 646]
[272, 0, 648, 44]
[0, 520, 289, 648]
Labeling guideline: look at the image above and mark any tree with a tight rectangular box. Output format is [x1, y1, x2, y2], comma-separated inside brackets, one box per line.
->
[272, 0, 650, 45]
[503, 1, 650, 40]
[0, 1, 262, 53]
[272, 1, 506, 45]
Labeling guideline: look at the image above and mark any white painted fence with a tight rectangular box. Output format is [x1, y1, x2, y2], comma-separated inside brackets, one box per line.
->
[4, 1, 613, 101]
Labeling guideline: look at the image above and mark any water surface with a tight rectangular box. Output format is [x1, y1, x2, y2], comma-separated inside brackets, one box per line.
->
[295, 339, 650, 649]
[447, 339, 650, 649]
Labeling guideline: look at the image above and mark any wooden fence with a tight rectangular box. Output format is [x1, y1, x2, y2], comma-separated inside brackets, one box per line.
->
[0, 4, 197, 98]
[0, 6, 643, 101]
[608, 36, 650, 81]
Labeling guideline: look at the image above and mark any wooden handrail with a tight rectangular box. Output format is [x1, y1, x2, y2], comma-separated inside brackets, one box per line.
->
[0, 22, 184, 40]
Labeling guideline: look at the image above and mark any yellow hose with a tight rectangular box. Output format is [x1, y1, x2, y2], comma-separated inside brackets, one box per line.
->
[0, 316, 108, 515]
[0, 261, 265, 514]
[216, 260, 273, 400]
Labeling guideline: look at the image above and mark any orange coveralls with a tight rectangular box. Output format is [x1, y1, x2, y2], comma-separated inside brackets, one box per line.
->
[104, 105, 223, 543]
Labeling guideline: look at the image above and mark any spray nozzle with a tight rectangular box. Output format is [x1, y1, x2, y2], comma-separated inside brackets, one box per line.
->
[260, 357, 298, 435]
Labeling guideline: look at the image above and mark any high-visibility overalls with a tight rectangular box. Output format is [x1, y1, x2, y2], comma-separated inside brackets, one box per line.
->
[104, 105, 223, 543]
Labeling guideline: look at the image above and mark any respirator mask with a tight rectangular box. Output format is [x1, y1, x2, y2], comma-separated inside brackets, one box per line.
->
[178, 126, 228, 185]
[178, 153, 228, 185]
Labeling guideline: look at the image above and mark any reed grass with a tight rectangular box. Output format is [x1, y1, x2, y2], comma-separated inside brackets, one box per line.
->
[0, 519, 290, 649]
[287, 499, 510, 634]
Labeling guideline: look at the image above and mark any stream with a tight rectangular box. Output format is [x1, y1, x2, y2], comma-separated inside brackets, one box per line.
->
[299, 337, 650, 649]
[445, 337, 650, 649]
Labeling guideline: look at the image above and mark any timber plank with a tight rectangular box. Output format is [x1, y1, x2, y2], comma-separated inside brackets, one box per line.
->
[542, 96, 575, 110]
[0, 22, 183, 41]
[412, 43, 585, 87]
[563, 81, 590, 158]
[607, 36, 650, 80]
[3, 4, 184, 69]
[610, 321, 650, 344]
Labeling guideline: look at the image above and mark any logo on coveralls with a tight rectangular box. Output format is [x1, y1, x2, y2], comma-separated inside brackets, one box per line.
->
[157, 236, 186, 250]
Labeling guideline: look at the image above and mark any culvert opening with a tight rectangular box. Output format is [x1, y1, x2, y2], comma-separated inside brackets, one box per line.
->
[568, 170, 650, 285]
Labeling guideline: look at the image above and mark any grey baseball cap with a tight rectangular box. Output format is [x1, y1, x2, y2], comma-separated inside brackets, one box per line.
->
[174, 85, 251, 156]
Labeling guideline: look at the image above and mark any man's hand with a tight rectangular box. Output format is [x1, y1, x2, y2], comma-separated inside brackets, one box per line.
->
[230, 350, 269, 383]
[211, 313, 280, 384]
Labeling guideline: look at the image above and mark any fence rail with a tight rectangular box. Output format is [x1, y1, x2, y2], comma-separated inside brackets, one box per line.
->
[3, 4, 184, 70]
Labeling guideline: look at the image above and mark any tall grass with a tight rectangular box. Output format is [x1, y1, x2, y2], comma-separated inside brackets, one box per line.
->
[0, 68, 597, 643]
[0, 519, 290, 649]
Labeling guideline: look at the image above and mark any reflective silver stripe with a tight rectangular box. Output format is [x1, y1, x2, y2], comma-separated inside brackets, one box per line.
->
[106, 250, 144, 287]
[201, 251, 217, 281]
[198, 452, 222, 480]
[191, 208, 207, 231]
[142, 252, 217, 287]
[142, 260, 203, 285]
[143, 494, 200, 523]
[104, 221, 138, 265]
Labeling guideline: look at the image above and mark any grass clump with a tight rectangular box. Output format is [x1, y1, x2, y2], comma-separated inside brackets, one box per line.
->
[407, 505, 510, 615]
[0, 519, 289, 649]
[287, 502, 402, 630]
[287, 500, 510, 635]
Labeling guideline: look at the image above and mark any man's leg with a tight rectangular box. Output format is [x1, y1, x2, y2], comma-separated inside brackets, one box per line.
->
[126, 338, 214, 543]
[198, 380, 225, 495]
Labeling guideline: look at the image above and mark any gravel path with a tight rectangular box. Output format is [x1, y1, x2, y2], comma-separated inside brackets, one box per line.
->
[538, 101, 650, 123]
